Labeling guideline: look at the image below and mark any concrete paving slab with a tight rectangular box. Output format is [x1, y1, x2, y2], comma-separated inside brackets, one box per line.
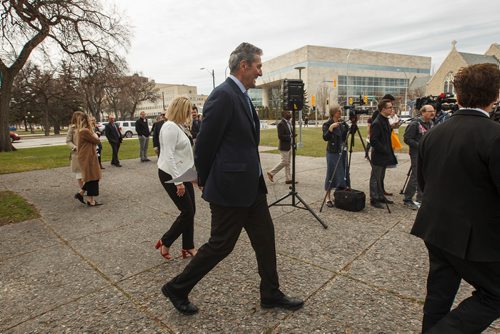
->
[8, 287, 165, 333]
[1, 151, 498, 333]
[0, 242, 107, 331]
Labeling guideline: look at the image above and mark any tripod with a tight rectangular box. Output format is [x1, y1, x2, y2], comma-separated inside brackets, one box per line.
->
[268, 108, 328, 229]
[400, 166, 412, 194]
[345, 116, 391, 213]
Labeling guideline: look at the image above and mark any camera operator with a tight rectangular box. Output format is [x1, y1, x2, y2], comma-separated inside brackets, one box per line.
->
[369, 99, 397, 209]
[402, 104, 435, 210]
[411, 63, 500, 333]
[322, 105, 349, 207]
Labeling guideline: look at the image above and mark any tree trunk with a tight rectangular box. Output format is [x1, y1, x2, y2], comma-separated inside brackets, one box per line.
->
[54, 123, 61, 134]
[44, 107, 49, 136]
[0, 76, 14, 152]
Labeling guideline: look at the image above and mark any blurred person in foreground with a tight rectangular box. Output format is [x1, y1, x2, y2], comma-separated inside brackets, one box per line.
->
[411, 63, 500, 333]
[155, 97, 197, 261]
[161, 42, 304, 315]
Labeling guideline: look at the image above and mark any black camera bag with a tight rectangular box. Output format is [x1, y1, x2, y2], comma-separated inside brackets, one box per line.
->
[334, 189, 365, 212]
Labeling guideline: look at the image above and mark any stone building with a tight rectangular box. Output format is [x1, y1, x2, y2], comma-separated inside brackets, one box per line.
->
[255, 45, 431, 115]
[136, 83, 208, 118]
[425, 41, 500, 96]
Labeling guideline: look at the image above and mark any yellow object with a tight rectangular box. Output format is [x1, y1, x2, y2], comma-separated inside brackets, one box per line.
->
[311, 95, 315, 106]
[391, 130, 402, 150]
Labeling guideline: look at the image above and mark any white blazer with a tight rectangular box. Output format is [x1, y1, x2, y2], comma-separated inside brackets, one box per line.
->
[157, 121, 194, 185]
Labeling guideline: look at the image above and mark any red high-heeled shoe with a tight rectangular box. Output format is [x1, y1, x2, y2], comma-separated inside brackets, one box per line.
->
[155, 240, 172, 260]
[181, 249, 196, 258]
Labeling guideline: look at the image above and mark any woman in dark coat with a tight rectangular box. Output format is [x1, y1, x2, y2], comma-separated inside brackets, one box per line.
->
[322, 105, 349, 207]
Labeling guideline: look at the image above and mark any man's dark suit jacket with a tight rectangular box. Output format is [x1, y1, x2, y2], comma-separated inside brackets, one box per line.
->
[194, 77, 267, 207]
[135, 117, 150, 137]
[411, 109, 500, 262]
[277, 119, 291, 151]
[104, 122, 122, 144]
[370, 114, 397, 166]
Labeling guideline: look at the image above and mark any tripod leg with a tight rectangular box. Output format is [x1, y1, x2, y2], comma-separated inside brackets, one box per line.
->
[268, 192, 293, 208]
[295, 193, 328, 229]
[400, 165, 412, 195]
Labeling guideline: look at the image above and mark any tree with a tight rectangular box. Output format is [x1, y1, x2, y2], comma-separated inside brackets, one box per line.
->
[121, 74, 159, 120]
[0, 0, 129, 151]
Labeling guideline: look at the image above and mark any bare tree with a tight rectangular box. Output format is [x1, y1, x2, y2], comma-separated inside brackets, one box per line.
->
[0, 0, 129, 151]
[316, 84, 331, 117]
[121, 74, 159, 120]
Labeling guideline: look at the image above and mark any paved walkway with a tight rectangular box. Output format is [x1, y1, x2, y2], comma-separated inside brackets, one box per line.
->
[1, 152, 498, 333]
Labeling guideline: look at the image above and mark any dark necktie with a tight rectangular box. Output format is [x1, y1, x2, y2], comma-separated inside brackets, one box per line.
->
[244, 92, 255, 129]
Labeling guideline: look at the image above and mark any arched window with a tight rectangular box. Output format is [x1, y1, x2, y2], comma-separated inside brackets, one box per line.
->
[443, 72, 454, 94]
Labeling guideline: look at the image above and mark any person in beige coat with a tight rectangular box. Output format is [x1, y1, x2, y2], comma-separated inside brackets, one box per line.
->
[77, 113, 102, 206]
[67, 111, 85, 203]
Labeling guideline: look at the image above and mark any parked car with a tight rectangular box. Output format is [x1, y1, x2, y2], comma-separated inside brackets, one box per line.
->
[9, 131, 21, 142]
[116, 121, 137, 138]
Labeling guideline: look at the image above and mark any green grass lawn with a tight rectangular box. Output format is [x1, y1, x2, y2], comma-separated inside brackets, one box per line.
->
[0, 139, 155, 174]
[260, 125, 408, 157]
[0, 191, 40, 226]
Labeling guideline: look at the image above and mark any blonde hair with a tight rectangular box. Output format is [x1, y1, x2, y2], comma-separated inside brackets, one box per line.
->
[328, 104, 342, 118]
[167, 97, 192, 124]
[78, 113, 94, 133]
[70, 111, 85, 128]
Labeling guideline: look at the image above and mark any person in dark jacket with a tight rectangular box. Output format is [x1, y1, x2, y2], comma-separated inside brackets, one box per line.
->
[104, 114, 123, 167]
[135, 111, 151, 162]
[411, 63, 500, 333]
[369, 99, 397, 208]
[267, 110, 294, 184]
[402, 104, 434, 210]
[152, 112, 166, 157]
[322, 105, 349, 207]
[190, 105, 201, 141]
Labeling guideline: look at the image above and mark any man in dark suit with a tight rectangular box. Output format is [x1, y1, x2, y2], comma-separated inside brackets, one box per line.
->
[267, 110, 294, 184]
[369, 99, 397, 208]
[104, 114, 123, 167]
[135, 111, 151, 162]
[411, 63, 500, 333]
[162, 42, 304, 315]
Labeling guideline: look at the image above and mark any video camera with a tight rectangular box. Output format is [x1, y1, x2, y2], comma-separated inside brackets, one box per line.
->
[343, 105, 370, 122]
[491, 102, 500, 123]
[415, 93, 459, 113]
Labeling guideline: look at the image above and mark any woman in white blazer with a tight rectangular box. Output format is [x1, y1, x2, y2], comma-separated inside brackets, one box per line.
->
[155, 97, 197, 260]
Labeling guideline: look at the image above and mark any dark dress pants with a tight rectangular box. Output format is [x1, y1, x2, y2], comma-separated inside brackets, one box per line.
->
[369, 164, 386, 201]
[423, 242, 500, 333]
[168, 193, 282, 301]
[110, 141, 120, 165]
[158, 169, 195, 249]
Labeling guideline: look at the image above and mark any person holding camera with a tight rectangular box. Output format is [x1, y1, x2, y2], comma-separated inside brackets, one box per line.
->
[402, 104, 435, 210]
[411, 63, 500, 333]
[369, 99, 397, 209]
[322, 105, 349, 207]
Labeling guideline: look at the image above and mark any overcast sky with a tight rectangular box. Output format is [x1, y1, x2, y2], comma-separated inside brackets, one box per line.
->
[114, 0, 500, 95]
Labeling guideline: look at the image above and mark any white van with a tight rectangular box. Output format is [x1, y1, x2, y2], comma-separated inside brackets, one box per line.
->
[116, 121, 137, 138]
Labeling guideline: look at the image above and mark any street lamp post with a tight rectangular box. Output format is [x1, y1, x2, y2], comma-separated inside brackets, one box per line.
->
[345, 48, 361, 106]
[200, 67, 215, 89]
[397, 68, 409, 112]
[294, 66, 305, 148]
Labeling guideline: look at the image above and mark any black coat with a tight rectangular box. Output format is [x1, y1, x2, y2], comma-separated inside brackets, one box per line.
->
[135, 117, 150, 137]
[152, 120, 164, 149]
[277, 118, 292, 151]
[322, 118, 349, 153]
[104, 122, 122, 144]
[194, 78, 266, 207]
[411, 109, 500, 261]
[403, 117, 433, 155]
[370, 114, 397, 166]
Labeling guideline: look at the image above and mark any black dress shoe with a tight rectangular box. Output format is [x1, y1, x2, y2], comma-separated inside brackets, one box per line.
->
[261, 295, 304, 310]
[161, 283, 198, 315]
[115, 163, 122, 167]
[370, 200, 385, 209]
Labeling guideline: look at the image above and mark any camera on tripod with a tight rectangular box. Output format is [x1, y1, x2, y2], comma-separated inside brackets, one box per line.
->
[416, 93, 459, 113]
[491, 102, 500, 122]
[343, 105, 370, 122]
